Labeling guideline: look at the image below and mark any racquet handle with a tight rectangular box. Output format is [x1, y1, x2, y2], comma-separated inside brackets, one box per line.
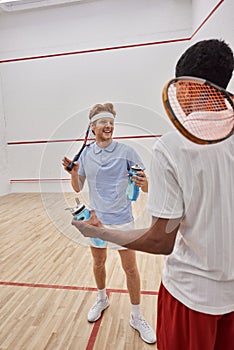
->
[66, 162, 75, 172]
[66, 125, 90, 171]
[66, 144, 86, 172]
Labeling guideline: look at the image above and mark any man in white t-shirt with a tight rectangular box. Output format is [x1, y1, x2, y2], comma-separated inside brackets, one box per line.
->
[73, 39, 234, 349]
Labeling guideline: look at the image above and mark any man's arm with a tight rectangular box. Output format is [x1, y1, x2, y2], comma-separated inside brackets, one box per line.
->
[72, 213, 180, 255]
[71, 171, 86, 193]
[62, 157, 86, 192]
[124, 217, 179, 254]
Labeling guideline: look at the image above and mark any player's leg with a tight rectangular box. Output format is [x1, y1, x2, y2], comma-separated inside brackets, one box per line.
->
[87, 246, 110, 322]
[157, 282, 223, 350]
[118, 249, 140, 304]
[90, 246, 107, 289]
[118, 249, 156, 344]
[214, 310, 234, 350]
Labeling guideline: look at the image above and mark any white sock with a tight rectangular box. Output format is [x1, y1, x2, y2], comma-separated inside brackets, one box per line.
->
[131, 304, 141, 319]
[98, 288, 107, 300]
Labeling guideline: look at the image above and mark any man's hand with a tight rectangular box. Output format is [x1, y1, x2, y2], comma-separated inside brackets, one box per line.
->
[62, 156, 79, 174]
[132, 170, 148, 193]
[86, 210, 103, 227]
[72, 210, 104, 239]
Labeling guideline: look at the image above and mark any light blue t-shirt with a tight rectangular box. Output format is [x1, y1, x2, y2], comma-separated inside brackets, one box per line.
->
[78, 140, 144, 224]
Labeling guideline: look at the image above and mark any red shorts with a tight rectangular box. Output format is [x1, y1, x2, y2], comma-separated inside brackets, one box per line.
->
[157, 282, 234, 350]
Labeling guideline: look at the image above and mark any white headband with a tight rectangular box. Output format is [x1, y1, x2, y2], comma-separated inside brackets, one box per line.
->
[90, 112, 115, 123]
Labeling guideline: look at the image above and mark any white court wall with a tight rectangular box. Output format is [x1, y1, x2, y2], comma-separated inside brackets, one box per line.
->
[0, 0, 233, 194]
[0, 79, 10, 195]
[191, 0, 234, 92]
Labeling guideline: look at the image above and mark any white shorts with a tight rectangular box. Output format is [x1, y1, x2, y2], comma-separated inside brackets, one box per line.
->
[91, 221, 135, 250]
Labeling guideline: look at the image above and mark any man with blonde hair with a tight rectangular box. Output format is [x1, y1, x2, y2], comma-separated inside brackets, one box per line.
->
[63, 102, 156, 344]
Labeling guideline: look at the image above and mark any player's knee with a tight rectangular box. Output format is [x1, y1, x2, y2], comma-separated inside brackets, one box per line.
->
[123, 265, 138, 277]
[93, 257, 106, 269]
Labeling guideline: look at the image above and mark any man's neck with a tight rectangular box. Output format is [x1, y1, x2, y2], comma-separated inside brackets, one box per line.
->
[96, 139, 113, 148]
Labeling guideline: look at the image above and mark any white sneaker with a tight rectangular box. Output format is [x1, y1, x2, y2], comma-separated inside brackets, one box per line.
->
[130, 314, 156, 344]
[87, 296, 110, 322]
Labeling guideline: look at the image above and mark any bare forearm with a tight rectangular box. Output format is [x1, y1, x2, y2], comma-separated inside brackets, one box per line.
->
[72, 220, 147, 247]
[124, 228, 177, 255]
[71, 173, 85, 193]
[62, 157, 84, 192]
[72, 217, 179, 255]
[71, 173, 80, 192]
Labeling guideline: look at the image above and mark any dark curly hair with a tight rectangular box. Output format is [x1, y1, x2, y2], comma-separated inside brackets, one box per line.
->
[175, 39, 234, 88]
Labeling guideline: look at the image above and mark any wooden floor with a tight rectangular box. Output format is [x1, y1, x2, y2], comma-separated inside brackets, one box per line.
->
[0, 193, 165, 350]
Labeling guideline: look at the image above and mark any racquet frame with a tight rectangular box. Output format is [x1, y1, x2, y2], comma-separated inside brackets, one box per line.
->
[162, 76, 234, 145]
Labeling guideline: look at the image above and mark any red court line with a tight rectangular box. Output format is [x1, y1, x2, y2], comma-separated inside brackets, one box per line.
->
[7, 134, 161, 146]
[0, 0, 224, 65]
[0, 281, 96, 292]
[10, 178, 70, 183]
[0, 281, 158, 295]
[86, 316, 103, 350]
[191, 0, 224, 38]
[0, 282, 157, 349]
[0, 37, 190, 64]
[86, 290, 111, 350]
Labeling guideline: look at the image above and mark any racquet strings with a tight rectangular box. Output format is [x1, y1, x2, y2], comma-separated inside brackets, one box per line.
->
[168, 80, 234, 141]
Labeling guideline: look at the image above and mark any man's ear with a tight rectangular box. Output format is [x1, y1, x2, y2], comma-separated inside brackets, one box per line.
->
[90, 122, 95, 136]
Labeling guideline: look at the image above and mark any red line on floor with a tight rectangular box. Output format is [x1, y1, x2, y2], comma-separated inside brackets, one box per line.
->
[0, 281, 158, 295]
[86, 316, 103, 350]
[86, 290, 111, 350]
[0, 281, 95, 291]
[0, 282, 157, 349]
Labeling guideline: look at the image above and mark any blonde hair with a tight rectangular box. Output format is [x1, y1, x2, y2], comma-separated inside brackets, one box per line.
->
[89, 103, 116, 120]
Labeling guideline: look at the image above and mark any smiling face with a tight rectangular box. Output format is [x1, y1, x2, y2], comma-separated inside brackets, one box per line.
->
[91, 117, 115, 143]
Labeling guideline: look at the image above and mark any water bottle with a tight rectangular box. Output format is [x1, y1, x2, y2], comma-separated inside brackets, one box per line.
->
[126, 164, 143, 201]
[69, 198, 106, 248]
[72, 201, 91, 221]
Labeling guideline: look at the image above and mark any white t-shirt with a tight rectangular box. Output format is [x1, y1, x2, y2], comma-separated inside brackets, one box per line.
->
[147, 130, 234, 315]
